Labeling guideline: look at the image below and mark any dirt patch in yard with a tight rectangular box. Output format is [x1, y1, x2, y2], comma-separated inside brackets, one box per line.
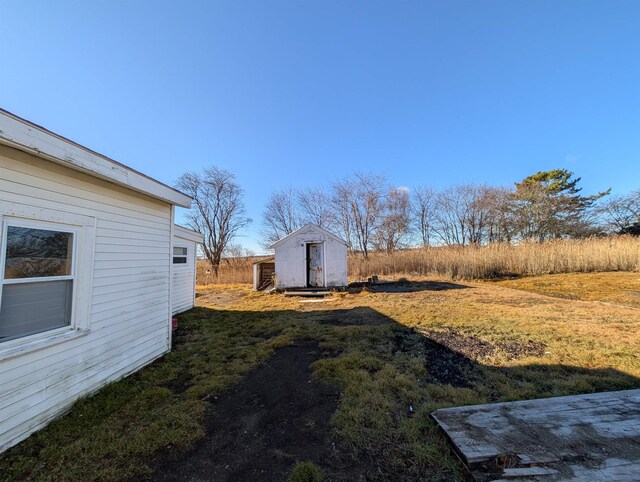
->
[390, 328, 475, 388]
[150, 341, 353, 482]
[423, 328, 546, 361]
[349, 280, 471, 294]
[390, 327, 546, 389]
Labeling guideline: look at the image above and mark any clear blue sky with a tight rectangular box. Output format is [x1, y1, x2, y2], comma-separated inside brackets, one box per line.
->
[2, 0, 639, 253]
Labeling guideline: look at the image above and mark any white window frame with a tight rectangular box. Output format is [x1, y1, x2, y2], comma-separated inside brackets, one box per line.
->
[0, 202, 95, 360]
[173, 245, 188, 265]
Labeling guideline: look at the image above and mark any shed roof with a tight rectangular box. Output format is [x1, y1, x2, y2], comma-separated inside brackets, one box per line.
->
[270, 223, 348, 249]
[0, 108, 192, 208]
[252, 257, 275, 265]
[174, 225, 204, 244]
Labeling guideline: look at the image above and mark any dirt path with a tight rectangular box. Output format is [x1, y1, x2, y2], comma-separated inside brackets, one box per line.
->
[151, 341, 340, 482]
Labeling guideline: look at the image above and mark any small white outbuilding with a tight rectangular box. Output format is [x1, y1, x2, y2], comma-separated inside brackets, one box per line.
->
[271, 224, 348, 290]
[172, 225, 203, 315]
[0, 109, 201, 452]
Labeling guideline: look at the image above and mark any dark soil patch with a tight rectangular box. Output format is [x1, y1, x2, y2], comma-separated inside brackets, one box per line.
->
[423, 329, 494, 361]
[391, 328, 475, 388]
[496, 339, 546, 359]
[150, 341, 341, 482]
[423, 328, 546, 361]
[372, 281, 470, 293]
[349, 280, 470, 294]
[423, 339, 476, 388]
[392, 327, 545, 388]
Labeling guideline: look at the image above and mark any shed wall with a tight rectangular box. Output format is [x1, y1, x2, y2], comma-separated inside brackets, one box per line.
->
[324, 241, 348, 288]
[274, 237, 306, 288]
[0, 145, 172, 452]
[171, 234, 197, 314]
[274, 227, 347, 289]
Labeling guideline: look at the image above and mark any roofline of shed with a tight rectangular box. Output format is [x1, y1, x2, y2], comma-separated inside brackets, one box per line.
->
[270, 223, 348, 249]
[173, 224, 204, 244]
[0, 108, 192, 208]
[252, 257, 275, 265]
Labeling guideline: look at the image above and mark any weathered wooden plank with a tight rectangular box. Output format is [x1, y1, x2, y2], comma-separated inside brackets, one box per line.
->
[432, 389, 640, 481]
[502, 467, 559, 477]
[436, 389, 638, 416]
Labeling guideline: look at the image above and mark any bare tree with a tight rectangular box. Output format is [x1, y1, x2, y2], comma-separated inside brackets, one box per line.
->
[223, 243, 255, 259]
[332, 181, 355, 250]
[481, 186, 514, 243]
[433, 185, 494, 245]
[374, 187, 411, 254]
[433, 186, 468, 245]
[599, 190, 640, 234]
[176, 167, 251, 275]
[412, 186, 437, 246]
[260, 188, 302, 247]
[333, 173, 386, 258]
[298, 188, 337, 232]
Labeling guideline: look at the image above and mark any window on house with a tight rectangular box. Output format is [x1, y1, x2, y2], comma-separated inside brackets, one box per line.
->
[0, 223, 76, 343]
[173, 246, 188, 264]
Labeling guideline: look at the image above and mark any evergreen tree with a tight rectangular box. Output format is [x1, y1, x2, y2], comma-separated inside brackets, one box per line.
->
[510, 169, 609, 241]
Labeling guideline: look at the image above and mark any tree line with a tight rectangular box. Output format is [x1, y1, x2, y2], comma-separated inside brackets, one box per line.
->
[261, 169, 637, 258]
[176, 166, 639, 273]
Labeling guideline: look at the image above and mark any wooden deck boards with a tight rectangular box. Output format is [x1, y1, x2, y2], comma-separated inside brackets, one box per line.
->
[432, 389, 640, 481]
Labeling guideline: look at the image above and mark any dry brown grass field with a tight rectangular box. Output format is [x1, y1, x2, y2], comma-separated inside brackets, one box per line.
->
[202, 236, 640, 285]
[196, 255, 270, 285]
[350, 236, 640, 280]
[3, 272, 638, 481]
[491, 271, 640, 309]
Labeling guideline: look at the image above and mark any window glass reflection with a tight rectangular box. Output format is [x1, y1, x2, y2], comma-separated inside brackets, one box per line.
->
[4, 227, 73, 279]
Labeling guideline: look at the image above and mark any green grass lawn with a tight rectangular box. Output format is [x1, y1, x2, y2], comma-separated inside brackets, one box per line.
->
[2, 276, 639, 481]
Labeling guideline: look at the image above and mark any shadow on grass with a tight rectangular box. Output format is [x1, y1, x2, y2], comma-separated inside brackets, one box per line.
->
[149, 305, 640, 482]
[1, 303, 638, 482]
[349, 279, 472, 293]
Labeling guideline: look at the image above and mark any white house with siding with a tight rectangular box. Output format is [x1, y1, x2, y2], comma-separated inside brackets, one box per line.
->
[171, 225, 202, 314]
[0, 109, 201, 452]
[272, 224, 348, 290]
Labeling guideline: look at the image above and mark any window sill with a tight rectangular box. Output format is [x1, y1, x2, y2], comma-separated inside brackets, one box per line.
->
[0, 328, 89, 362]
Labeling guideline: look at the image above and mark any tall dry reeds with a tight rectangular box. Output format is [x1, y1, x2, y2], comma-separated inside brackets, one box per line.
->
[196, 256, 267, 285]
[197, 236, 640, 284]
[349, 236, 640, 280]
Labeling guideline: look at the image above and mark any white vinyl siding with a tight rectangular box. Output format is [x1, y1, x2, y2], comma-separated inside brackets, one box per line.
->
[171, 234, 197, 315]
[0, 144, 172, 452]
[273, 224, 348, 289]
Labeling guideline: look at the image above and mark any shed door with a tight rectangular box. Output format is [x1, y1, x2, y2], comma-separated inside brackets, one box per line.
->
[307, 243, 324, 288]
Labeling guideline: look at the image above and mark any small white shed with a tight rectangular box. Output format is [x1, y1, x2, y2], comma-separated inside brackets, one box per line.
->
[172, 225, 203, 315]
[272, 224, 348, 290]
[0, 109, 199, 452]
